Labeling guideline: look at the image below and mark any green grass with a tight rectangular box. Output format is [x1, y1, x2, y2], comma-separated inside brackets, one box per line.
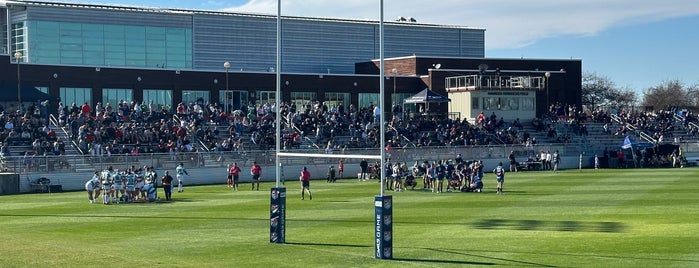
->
[1, 168, 698, 267]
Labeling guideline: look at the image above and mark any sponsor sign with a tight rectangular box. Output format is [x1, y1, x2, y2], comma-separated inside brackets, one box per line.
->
[374, 195, 393, 259]
[270, 187, 286, 243]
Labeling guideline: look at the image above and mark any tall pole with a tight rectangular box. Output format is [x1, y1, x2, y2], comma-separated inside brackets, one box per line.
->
[392, 67, 397, 106]
[268, 0, 286, 246]
[14, 51, 22, 106]
[275, 0, 281, 188]
[545, 71, 551, 112]
[379, 0, 386, 197]
[375, 0, 393, 260]
[224, 61, 230, 115]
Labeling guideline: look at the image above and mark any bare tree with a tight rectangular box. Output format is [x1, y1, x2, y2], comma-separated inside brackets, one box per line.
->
[582, 72, 636, 111]
[642, 80, 693, 110]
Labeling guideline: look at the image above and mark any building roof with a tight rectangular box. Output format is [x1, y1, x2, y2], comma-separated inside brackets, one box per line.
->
[7, 0, 484, 30]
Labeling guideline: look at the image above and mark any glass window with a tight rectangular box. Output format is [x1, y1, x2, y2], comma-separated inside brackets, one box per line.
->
[19, 21, 191, 68]
[257, 91, 276, 105]
[324, 92, 349, 112]
[220, 90, 248, 112]
[102, 88, 133, 107]
[358, 93, 379, 109]
[501, 97, 519, 111]
[471, 96, 479, 110]
[60, 87, 92, 108]
[35, 86, 49, 95]
[391, 93, 412, 107]
[522, 98, 535, 111]
[291, 92, 317, 110]
[143, 89, 172, 111]
[483, 97, 499, 111]
[182, 90, 210, 105]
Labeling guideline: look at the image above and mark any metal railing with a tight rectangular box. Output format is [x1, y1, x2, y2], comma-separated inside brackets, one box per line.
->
[1, 142, 602, 175]
[49, 114, 85, 155]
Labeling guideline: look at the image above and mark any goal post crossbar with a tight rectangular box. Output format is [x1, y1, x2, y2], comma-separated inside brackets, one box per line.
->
[277, 152, 382, 160]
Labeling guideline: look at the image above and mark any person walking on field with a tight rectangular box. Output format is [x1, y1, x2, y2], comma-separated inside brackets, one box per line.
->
[493, 162, 505, 195]
[161, 171, 174, 201]
[228, 162, 242, 191]
[250, 161, 262, 191]
[300, 166, 312, 200]
[175, 162, 189, 193]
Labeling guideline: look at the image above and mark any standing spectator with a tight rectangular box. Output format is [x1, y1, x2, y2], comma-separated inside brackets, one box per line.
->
[327, 165, 336, 183]
[359, 159, 368, 181]
[175, 162, 189, 192]
[250, 161, 261, 191]
[617, 150, 624, 168]
[228, 162, 241, 190]
[161, 170, 174, 201]
[508, 151, 518, 172]
[300, 166, 312, 200]
[338, 160, 344, 179]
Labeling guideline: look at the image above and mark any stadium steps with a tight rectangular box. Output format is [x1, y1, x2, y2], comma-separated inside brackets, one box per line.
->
[48, 125, 82, 155]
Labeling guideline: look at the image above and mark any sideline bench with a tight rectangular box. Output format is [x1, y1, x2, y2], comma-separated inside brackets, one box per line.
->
[517, 161, 542, 171]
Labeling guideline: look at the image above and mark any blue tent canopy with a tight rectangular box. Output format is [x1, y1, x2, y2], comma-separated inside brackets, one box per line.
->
[403, 88, 450, 104]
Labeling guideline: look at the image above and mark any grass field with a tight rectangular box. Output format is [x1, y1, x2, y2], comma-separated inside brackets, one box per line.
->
[1, 168, 698, 267]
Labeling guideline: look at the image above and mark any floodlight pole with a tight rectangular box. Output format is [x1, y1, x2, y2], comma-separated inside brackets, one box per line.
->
[14, 51, 22, 106]
[545, 71, 551, 111]
[224, 61, 230, 115]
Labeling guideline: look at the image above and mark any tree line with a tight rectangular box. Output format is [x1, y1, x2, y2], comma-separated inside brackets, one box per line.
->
[582, 72, 699, 112]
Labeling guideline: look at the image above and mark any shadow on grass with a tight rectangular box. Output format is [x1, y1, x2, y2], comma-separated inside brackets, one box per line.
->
[285, 242, 495, 266]
[285, 241, 370, 248]
[392, 257, 495, 266]
[471, 219, 627, 233]
[460, 248, 699, 266]
[417, 247, 554, 267]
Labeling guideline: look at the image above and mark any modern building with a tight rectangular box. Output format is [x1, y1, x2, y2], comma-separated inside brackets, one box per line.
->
[1, 0, 580, 121]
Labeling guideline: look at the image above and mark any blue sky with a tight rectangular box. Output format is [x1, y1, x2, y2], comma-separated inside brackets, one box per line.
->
[44, 0, 699, 95]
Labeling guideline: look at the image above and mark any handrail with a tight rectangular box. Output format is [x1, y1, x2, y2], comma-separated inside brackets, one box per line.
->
[673, 113, 684, 122]
[49, 114, 59, 126]
[609, 114, 623, 125]
[689, 121, 699, 130]
[198, 139, 211, 152]
[172, 114, 181, 125]
[49, 114, 85, 155]
[283, 114, 321, 150]
[387, 124, 417, 148]
[610, 113, 637, 132]
[639, 131, 657, 144]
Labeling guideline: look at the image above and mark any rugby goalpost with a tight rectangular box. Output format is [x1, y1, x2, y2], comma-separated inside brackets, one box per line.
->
[269, 0, 393, 260]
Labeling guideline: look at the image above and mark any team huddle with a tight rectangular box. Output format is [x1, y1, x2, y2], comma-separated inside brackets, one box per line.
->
[382, 156, 506, 194]
[84, 163, 188, 204]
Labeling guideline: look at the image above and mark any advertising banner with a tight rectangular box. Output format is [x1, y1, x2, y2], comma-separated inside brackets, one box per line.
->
[270, 187, 286, 243]
[374, 195, 393, 259]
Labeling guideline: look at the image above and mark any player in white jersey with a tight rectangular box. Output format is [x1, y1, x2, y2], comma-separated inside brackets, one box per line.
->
[175, 162, 189, 192]
[123, 169, 136, 203]
[101, 167, 116, 204]
[85, 171, 102, 204]
[134, 167, 146, 200]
